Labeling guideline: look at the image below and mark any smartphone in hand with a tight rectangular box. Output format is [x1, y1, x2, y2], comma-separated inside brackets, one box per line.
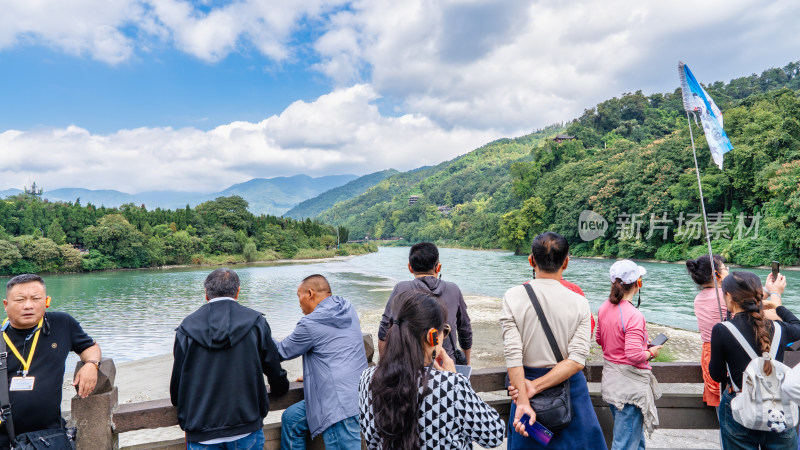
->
[772, 261, 780, 282]
[520, 414, 553, 445]
[648, 333, 668, 348]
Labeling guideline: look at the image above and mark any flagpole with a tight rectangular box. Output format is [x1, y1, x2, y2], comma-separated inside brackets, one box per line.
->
[686, 111, 726, 322]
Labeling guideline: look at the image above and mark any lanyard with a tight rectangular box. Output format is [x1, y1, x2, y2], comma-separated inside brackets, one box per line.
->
[1, 317, 44, 377]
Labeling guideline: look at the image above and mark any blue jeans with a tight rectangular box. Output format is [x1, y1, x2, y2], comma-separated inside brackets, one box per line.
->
[187, 430, 264, 450]
[719, 389, 798, 450]
[609, 404, 645, 450]
[281, 400, 361, 450]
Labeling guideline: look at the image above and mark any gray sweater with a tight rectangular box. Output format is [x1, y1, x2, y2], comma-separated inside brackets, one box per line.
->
[378, 276, 472, 355]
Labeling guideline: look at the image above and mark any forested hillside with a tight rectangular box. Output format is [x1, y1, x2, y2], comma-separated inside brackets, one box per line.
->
[285, 169, 399, 219]
[0, 194, 370, 274]
[318, 125, 563, 247]
[321, 61, 800, 266]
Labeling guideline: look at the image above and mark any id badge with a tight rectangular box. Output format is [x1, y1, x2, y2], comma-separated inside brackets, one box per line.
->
[9, 376, 35, 391]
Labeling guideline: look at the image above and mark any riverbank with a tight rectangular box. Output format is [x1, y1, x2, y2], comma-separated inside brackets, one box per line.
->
[1, 242, 378, 277]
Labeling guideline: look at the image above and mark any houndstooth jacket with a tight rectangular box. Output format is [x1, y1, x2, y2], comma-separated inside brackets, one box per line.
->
[359, 366, 505, 449]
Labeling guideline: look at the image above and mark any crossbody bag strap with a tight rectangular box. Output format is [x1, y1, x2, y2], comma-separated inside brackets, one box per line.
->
[447, 329, 459, 352]
[721, 321, 760, 394]
[523, 283, 564, 362]
[0, 334, 16, 441]
[770, 323, 782, 359]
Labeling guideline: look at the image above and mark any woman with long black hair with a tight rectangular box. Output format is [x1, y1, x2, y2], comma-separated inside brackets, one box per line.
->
[709, 271, 800, 449]
[359, 290, 504, 449]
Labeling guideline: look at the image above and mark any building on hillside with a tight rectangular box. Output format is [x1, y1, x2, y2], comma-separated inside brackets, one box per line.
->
[408, 195, 420, 206]
[437, 205, 452, 215]
[553, 134, 575, 143]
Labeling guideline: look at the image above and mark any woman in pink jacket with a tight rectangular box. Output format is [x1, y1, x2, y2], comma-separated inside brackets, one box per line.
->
[596, 260, 663, 450]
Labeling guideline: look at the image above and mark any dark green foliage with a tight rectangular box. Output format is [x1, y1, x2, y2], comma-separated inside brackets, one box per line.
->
[0, 194, 352, 274]
[285, 170, 399, 219]
[319, 125, 562, 247]
[316, 62, 800, 266]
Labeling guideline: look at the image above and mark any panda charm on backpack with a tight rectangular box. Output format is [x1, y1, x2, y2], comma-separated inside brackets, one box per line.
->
[722, 322, 800, 432]
[767, 409, 787, 433]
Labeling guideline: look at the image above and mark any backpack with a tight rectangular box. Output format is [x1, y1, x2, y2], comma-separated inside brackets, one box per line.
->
[722, 321, 799, 432]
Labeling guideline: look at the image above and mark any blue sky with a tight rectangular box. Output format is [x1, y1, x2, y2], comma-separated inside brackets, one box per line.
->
[1, 0, 798, 193]
[0, 45, 332, 132]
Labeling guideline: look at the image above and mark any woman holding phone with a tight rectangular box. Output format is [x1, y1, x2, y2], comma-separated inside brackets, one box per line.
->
[595, 260, 662, 450]
[686, 254, 728, 408]
[709, 271, 800, 449]
[358, 290, 504, 449]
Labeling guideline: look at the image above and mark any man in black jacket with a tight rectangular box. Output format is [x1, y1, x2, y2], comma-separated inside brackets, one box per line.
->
[170, 268, 289, 449]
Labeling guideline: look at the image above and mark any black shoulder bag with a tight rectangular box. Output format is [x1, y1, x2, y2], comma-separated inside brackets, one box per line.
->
[523, 283, 573, 433]
[0, 331, 76, 450]
[1, 337, 17, 442]
[447, 332, 468, 366]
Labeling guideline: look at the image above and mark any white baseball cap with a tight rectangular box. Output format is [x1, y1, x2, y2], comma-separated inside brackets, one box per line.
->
[609, 260, 647, 284]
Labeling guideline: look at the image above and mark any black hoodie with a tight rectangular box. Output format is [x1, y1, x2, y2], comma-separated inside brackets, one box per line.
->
[170, 299, 289, 442]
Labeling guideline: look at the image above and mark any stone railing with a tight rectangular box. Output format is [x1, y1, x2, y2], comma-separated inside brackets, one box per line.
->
[69, 335, 799, 449]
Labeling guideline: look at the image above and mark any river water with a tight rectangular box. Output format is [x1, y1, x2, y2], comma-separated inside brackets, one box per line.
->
[2, 247, 796, 362]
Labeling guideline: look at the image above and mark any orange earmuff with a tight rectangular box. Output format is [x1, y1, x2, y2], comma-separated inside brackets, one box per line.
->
[427, 328, 439, 347]
[637, 278, 643, 289]
[45, 296, 51, 308]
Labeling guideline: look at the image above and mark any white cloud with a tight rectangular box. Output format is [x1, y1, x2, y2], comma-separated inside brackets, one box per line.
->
[2, 0, 799, 193]
[314, 0, 800, 135]
[0, 0, 138, 64]
[0, 0, 348, 64]
[0, 85, 499, 192]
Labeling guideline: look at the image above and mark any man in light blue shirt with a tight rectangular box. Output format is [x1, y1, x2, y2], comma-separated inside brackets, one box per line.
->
[276, 274, 367, 449]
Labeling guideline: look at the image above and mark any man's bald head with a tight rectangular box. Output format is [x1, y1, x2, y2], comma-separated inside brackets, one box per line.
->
[297, 274, 332, 315]
[300, 274, 331, 295]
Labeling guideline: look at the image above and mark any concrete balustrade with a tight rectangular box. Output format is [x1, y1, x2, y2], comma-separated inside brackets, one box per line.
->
[67, 334, 797, 449]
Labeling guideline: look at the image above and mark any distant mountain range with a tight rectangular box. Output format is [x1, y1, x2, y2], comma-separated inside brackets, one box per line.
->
[284, 169, 399, 219]
[0, 174, 360, 216]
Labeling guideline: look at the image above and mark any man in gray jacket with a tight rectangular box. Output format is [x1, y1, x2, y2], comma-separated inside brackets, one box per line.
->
[378, 242, 472, 363]
[277, 274, 366, 449]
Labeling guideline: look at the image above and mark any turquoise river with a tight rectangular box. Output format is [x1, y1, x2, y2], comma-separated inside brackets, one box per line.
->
[1, 247, 796, 362]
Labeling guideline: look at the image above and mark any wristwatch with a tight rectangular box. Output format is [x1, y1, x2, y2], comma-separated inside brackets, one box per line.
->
[86, 360, 100, 370]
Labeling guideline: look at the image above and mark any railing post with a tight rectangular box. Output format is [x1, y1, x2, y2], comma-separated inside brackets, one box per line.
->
[70, 358, 119, 450]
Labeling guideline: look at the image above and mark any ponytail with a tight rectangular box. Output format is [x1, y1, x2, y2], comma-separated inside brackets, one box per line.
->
[686, 254, 725, 286]
[722, 271, 773, 375]
[371, 291, 446, 450]
[609, 278, 636, 305]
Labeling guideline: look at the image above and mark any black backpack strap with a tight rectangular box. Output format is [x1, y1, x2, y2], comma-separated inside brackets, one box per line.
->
[523, 283, 564, 362]
[0, 334, 16, 441]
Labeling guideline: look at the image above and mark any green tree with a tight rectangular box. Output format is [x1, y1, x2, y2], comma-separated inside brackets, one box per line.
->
[0, 240, 22, 270]
[58, 244, 84, 271]
[499, 197, 546, 254]
[196, 196, 252, 232]
[47, 219, 67, 245]
[243, 241, 258, 262]
[319, 235, 336, 250]
[13, 236, 61, 272]
[84, 215, 150, 268]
